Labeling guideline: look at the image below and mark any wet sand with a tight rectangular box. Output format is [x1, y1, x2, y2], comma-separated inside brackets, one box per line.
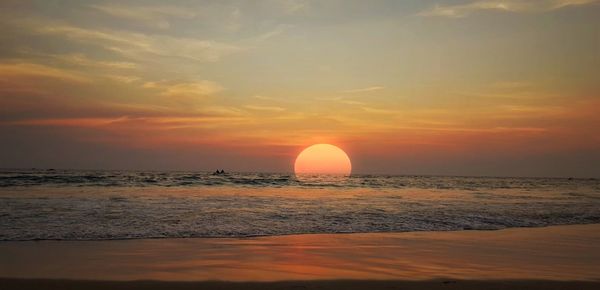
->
[1, 224, 599, 289]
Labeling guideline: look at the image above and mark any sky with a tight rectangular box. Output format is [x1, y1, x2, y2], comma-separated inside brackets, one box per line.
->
[0, 0, 599, 177]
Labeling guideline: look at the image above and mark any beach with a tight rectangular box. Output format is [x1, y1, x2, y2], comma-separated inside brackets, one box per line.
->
[1, 172, 599, 289]
[2, 224, 599, 289]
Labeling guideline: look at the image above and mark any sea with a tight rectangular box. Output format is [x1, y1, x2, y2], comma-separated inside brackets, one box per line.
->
[1, 169, 599, 241]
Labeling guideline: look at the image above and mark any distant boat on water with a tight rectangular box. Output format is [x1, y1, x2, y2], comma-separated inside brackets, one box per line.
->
[213, 169, 226, 175]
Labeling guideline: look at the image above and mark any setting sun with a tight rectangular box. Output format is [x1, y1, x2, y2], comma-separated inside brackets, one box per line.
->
[294, 144, 351, 175]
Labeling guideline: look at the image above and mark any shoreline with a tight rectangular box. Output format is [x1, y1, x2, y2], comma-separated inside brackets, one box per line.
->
[2, 222, 599, 242]
[3, 184, 599, 242]
[2, 224, 599, 283]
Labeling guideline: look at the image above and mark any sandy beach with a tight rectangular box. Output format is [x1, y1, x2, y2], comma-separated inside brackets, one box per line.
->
[1, 224, 599, 289]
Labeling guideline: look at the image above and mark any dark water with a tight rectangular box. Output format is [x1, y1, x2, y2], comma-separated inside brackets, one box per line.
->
[1, 169, 599, 241]
[1, 169, 597, 190]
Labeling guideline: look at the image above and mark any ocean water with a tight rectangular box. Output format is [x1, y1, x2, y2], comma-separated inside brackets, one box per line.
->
[1, 169, 599, 241]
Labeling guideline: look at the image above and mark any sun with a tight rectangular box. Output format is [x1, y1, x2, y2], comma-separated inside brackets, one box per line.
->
[294, 144, 352, 175]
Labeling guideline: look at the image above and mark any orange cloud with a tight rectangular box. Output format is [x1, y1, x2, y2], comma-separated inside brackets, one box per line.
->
[0, 62, 91, 83]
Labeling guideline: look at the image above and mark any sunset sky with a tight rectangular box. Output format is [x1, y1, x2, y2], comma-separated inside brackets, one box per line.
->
[0, 0, 599, 177]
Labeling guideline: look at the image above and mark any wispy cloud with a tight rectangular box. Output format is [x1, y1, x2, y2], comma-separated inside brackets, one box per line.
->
[551, 0, 600, 9]
[44, 53, 137, 70]
[24, 19, 241, 63]
[361, 106, 399, 115]
[90, 3, 196, 29]
[105, 75, 142, 84]
[315, 96, 366, 106]
[490, 81, 533, 90]
[254, 24, 293, 42]
[11, 49, 141, 85]
[339, 99, 366, 106]
[0, 62, 91, 83]
[419, 0, 598, 18]
[278, 0, 311, 14]
[9, 117, 128, 127]
[7, 115, 248, 129]
[341, 86, 385, 94]
[244, 105, 286, 112]
[253, 95, 274, 100]
[143, 80, 224, 98]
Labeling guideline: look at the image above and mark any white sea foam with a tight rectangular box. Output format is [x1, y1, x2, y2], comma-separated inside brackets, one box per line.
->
[0, 170, 599, 241]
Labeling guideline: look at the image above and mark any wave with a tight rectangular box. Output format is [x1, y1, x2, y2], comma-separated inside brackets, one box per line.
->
[1, 170, 599, 241]
[0, 169, 597, 190]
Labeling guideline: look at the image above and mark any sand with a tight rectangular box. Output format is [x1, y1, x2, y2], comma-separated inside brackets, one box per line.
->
[1, 224, 599, 289]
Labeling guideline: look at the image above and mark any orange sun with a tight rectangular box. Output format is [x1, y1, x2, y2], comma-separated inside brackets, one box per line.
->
[294, 144, 352, 175]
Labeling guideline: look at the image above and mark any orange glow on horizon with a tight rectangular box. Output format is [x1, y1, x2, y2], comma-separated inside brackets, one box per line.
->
[294, 144, 352, 175]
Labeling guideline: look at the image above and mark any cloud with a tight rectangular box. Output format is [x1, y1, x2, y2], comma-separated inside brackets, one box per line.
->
[253, 95, 274, 100]
[341, 86, 385, 93]
[143, 80, 224, 98]
[254, 25, 293, 42]
[339, 99, 366, 106]
[11, 50, 140, 84]
[244, 105, 286, 112]
[551, 0, 600, 9]
[419, 0, 598, 18]
[8, 117, 127, 127]
[315, 96, 366, 105]
[278, 0, 311, 14]
[90, 4, 196, 29]
[490, 81, 533, 90]
[105, 75, 141, 84]
[361, 106, 399, 115]
[26, 20, 241, 63]
[6, 115, 248, 130]
[0, 62, 91, 83]
[42, 53, 137, 70]
[419, 1, 529, 18]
